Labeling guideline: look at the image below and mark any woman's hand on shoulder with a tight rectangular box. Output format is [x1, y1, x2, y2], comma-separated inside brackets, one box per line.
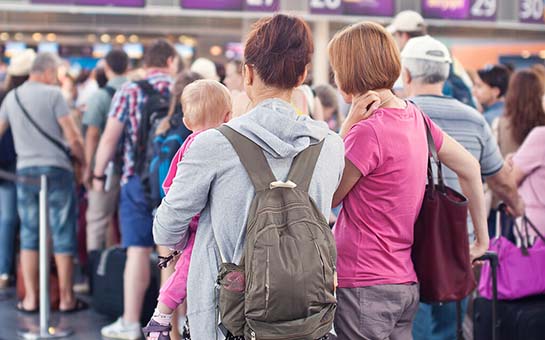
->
[339, 91, 380, 138]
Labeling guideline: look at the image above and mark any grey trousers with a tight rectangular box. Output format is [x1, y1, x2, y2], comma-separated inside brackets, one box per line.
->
[334, 284, 419, 340]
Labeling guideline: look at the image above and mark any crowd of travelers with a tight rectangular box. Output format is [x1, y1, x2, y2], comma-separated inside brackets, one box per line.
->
[0, 9, 544, 340]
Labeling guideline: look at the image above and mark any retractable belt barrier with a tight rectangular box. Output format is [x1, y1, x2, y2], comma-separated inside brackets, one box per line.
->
[0, 170, 74, 339]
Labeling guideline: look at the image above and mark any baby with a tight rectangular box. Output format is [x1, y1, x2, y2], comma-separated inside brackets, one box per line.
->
[143, 79, 232, 340]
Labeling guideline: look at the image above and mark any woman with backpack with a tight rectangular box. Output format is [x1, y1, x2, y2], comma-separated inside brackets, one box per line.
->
[153, 14, 344, 340]
[328, 22, 490, 339]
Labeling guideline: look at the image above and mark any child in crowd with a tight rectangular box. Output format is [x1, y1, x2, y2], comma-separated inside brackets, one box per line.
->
[143, 79, 232, 340]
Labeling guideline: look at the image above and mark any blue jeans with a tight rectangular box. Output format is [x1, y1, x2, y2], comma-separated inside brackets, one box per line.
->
[0, 175, 17, 275]
[412, 298, 469, 340]
[17, 166, 77, 254]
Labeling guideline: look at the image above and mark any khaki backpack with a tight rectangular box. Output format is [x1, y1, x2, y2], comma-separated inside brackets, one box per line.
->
[214, 126, 337, 340]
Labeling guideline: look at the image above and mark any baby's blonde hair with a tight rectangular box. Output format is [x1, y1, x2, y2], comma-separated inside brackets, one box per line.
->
[181, 79, 232, 128]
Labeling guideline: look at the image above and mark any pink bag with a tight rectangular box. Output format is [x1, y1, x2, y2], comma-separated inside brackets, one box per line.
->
[478, 213, 545, 300]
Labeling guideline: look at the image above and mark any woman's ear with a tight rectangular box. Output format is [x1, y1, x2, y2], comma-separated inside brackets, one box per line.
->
[296, 67, 309, 87]
[244, 64, 254, 86]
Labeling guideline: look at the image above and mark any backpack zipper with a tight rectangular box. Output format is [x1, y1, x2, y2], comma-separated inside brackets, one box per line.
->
[313, 240, 327, 283]
[265, 247, 270, 312]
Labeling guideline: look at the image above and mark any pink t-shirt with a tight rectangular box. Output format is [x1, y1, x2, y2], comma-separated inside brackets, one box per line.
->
[334, 103, 444, 288]
[513, 127, 545, 236]
[158, 131, 201, 310]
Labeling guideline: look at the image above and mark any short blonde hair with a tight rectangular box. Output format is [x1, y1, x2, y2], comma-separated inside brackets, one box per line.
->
[181, 79, 232, 127]
[328, 21, 401, 95]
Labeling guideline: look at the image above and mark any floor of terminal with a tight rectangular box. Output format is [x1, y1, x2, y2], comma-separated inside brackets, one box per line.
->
[0, 288, 112, 340]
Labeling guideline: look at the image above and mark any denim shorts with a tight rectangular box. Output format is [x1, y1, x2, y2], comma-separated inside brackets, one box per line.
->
[119, 175, 154, 248]
[17, 166, 77, 254]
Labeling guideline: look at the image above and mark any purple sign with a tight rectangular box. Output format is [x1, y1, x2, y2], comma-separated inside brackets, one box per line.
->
[422, 0, 497, 20]
[77, 0, 145, 6]
[31, 0, 144, 6]
[309, 0, 394, 16]
[519, 0, 545, 23]
[181, 0, 279, 11]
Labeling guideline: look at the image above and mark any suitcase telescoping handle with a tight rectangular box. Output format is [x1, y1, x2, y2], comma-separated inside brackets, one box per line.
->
[474, 251, 499, 340]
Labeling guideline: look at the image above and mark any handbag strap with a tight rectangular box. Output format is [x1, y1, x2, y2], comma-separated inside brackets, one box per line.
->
[420, 111, 445, 191]
[14, 88, 73, 162]
[523, 215, 545, 244]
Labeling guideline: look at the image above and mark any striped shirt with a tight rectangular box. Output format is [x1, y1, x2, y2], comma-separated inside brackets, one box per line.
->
[109, 70, 172, 184]
[411, 95, 504, 237]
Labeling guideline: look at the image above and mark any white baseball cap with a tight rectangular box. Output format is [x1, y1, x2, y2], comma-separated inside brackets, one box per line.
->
[401, 35, 452, 64]
[7, 49, 37, 76]
[190, 58, 219, 81]
[387, 10, 426, 33]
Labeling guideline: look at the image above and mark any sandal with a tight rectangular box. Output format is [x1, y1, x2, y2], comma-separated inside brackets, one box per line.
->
[59, 298, 89, 314]
[16, 301, 38, 314]
[142, 320, 172, 340]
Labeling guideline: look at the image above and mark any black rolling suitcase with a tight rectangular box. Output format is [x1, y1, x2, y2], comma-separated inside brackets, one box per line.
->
[473, 251, 545, 340]
[89, 247, 160, 325]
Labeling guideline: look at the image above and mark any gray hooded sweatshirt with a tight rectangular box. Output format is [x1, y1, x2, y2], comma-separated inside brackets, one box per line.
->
[153, 98, 345, 339]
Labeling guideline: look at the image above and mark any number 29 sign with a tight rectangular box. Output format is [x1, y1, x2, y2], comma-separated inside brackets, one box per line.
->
[421, 0, 497, 20]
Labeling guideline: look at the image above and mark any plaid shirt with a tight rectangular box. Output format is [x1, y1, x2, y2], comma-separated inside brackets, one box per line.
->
[109, 70, 172, 184]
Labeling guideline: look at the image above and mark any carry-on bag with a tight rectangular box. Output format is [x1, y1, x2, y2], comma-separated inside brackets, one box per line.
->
[89, 247, 160, 324]
[478, 206, 545, 300]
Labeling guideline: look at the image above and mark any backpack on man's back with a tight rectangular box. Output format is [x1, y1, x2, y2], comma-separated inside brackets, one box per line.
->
[215, 126, 337, 340]
[135, 80, 191, 209]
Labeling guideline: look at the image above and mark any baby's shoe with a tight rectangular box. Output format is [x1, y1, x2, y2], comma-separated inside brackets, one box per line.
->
[142, 319, 172, 340]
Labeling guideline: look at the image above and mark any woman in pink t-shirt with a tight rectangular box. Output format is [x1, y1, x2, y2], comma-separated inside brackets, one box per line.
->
[328, 22, 490, 339]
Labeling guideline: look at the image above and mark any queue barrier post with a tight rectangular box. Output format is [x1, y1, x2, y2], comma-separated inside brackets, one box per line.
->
[18, 175, 73, 339]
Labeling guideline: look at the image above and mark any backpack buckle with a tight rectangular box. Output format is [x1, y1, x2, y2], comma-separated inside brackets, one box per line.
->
[270, 180, 297, 190]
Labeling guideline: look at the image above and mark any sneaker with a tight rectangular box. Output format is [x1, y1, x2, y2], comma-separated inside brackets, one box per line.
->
[101, 317, 142, 340]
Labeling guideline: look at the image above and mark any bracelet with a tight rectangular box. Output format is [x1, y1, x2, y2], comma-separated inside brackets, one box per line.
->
[92, 174, 107, 182]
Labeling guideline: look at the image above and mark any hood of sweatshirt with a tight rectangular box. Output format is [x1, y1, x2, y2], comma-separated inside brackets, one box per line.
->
[227, 98, 330, 159]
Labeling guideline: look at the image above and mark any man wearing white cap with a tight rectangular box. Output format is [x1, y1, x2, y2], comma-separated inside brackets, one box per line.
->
[388, 10, 427, 50]
[389, 11, 475, 108]
[402, 35, 524, 340]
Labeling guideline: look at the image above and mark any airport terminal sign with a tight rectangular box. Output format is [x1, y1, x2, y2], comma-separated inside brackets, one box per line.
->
[31, 0, 145, 6]
[519, 0, 545, 23]
[422, 0, 497, 20]
[309, 0, 395, 16]
[181, 0, 280, 11]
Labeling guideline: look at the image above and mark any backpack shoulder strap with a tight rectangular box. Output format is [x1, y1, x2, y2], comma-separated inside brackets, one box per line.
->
[136, 80, 157, 97]
[217, 125, 276, 192]
[287, 140, 324, 193]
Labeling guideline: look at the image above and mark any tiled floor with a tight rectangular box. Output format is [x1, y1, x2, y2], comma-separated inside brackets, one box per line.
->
[0, 288, 115, 340]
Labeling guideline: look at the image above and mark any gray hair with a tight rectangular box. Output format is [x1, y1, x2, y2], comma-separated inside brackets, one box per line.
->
[402, 58, 449, 84]
[31, 52, 60, 74]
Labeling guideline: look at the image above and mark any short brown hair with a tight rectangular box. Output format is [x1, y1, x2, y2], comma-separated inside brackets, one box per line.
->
[328, 22, 401, 95]
[144, 39, 177, 68]
[181, 80, 232, 127]
[244, 14, 313, 89]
